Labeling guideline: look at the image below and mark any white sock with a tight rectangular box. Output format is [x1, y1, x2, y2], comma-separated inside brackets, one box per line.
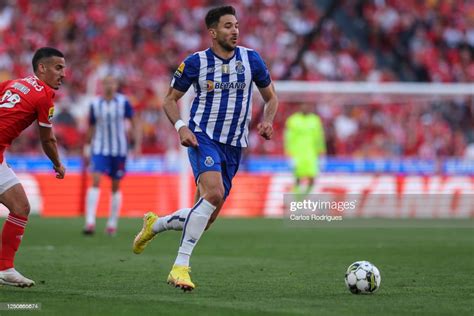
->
[107, 191, 122, 229]
[152, 208, 191, 233]
[85, 187, 100, 227]
[174, 198, 216, 267]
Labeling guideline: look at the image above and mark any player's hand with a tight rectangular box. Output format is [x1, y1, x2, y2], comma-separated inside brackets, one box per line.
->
[53, 164, 66, 179]
[257, 121, 273, 140]
[178, 126, 198, 147]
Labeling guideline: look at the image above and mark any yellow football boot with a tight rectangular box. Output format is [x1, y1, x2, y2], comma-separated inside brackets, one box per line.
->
[167, 265, 195, 292]
[132, 212, 158, 254]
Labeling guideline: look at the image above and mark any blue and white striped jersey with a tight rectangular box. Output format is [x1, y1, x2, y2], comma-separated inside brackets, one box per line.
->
[171, 46, 271, 147]
[89, 93, 133, 157]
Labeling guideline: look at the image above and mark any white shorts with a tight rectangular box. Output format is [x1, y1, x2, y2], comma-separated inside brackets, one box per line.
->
[0, 160, 20, 195]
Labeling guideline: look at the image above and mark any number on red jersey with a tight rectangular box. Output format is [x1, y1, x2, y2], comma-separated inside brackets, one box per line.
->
[0, 90, 21, 109]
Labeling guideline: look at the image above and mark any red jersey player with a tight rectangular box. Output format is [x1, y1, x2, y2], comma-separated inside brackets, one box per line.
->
[0, 47, 66, 287]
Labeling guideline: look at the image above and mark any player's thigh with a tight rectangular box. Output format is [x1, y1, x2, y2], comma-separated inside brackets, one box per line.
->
[205, 144, 241, 226]
[197, 171, 225, 204]
[0, 161, 21, 196]
[0, 183, 30, 216]
[0, 162, 29, 216]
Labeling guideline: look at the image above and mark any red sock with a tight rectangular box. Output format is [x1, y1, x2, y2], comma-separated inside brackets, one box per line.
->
[0, 213, 27, 270]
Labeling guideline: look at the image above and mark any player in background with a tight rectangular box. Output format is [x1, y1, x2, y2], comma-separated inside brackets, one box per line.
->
[284, 103, 326, 195]
[83, 75, 138, 236]
[0, 47, 66, 287]
[132, 5, 278, 291]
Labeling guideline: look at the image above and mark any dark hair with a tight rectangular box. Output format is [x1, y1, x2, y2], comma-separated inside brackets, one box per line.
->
[205, 5, 236, 28]
[32, 47, 64, 72]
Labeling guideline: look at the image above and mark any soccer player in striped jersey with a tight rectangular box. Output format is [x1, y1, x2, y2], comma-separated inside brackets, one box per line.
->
[133, 5, 278, 291]
[83, 75, 138, 236]
[0, 47, 66, 287]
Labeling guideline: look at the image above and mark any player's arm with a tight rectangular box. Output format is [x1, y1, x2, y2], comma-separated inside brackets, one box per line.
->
[85, 125, 95, 146]
[123, 99, 141, 155]
[129, 115, 141, 154]
[36, 96, 65, 178]
[83, 103, 96, 160]
[165, 55, 200, 147]
[257, 82, 278, 140]
[250, 50, 278, 140]
[38, 126, 65, 179]
[83, 124, 95, 158]
[163, 87, 198, 147]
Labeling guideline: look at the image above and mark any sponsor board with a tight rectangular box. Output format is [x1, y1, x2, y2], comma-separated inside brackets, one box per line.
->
[3, 173, 472, 218]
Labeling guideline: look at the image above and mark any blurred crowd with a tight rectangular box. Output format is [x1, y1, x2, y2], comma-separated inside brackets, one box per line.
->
[251, 98, 472, 159]
[0, 0, 472, 158]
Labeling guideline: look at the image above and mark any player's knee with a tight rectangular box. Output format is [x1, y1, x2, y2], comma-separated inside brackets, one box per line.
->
[91, 174, 101, 187]
[111, 179, 121, 192]
[203, 188, 224, 206]
[12, 200, 30, 217]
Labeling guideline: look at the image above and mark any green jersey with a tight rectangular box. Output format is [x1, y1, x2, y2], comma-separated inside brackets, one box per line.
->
[284, 112, 326, 158]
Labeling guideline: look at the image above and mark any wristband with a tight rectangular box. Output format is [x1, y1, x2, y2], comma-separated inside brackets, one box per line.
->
[174, 120, 186, 132]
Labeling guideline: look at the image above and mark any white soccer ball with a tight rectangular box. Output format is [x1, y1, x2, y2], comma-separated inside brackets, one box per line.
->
[344, 260, 381, 294]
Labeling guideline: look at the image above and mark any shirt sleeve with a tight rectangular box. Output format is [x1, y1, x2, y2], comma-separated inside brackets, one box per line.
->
[170, 53, 200, 92]
[37, 95, 54, 128]
[124, 99, 134, 119]
[248, 50, 271, 88]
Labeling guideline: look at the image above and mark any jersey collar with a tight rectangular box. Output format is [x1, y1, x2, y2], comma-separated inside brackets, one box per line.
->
[209, 47, 236, 63]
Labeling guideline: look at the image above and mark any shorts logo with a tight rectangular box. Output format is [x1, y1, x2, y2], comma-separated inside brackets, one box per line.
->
[204, 156, 214, 167]
[174, 62, 185, 78]
[48, 107, 54, 121]
[235, 61, 245, 74]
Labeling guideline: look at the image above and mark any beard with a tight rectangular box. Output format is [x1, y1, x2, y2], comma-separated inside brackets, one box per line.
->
[217, 38, 236, 52]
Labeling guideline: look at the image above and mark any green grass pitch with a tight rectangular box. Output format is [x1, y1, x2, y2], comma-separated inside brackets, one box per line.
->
[0, 217, 472, 315]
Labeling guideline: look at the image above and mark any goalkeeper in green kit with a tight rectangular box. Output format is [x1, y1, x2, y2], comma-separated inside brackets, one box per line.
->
[284, 103, 326, 195]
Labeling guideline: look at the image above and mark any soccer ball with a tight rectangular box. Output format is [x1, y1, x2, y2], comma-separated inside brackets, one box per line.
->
[344, 261, 381, 294]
